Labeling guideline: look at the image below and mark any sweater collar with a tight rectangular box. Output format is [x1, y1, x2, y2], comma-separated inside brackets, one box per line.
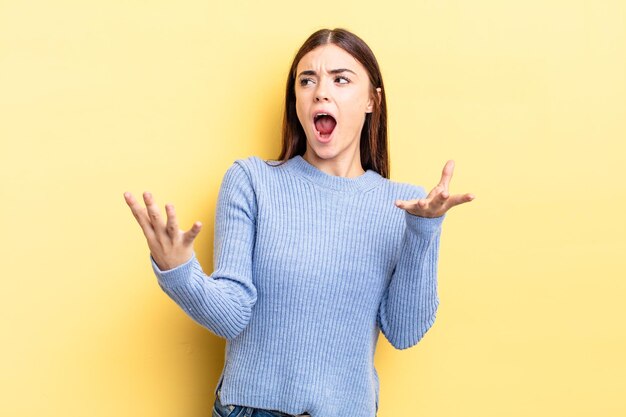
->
[286, 155, 384, 193]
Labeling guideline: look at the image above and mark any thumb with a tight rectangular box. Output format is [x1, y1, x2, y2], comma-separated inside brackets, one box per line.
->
[182, 221, 202, 246]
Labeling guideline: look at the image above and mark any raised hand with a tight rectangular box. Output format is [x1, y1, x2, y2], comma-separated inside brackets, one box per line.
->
[394, 160, 475, 218]
[124, 191, 202, 271]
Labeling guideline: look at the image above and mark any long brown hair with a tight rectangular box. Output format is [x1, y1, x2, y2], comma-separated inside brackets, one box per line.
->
[274, 28, 389, 178]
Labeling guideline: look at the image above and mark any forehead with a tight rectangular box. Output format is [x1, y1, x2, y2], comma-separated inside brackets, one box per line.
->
[296, 44, 365, 74]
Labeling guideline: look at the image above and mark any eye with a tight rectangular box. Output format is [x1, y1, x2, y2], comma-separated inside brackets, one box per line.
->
[299, 78, 314, 86]
[335, 76, 351, 84]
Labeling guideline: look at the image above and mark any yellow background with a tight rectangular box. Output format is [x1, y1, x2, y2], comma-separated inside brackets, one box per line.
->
[1, 1, 625, 416]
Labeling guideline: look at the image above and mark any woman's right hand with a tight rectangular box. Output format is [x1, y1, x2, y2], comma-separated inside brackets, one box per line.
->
[123, 191, 202, 271]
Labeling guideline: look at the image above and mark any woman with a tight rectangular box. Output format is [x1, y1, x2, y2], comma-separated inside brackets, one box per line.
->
[124, 28, 474, 417]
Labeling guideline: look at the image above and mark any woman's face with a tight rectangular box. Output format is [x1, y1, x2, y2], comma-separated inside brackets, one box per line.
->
[295, 44, 375, 169]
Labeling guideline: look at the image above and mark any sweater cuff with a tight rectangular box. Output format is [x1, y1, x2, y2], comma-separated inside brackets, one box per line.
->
[150, 252, 198, 287]
[405, 210, 445, 235]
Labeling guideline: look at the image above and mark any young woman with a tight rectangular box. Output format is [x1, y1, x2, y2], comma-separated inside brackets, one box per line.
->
[124, 28, 474, 417]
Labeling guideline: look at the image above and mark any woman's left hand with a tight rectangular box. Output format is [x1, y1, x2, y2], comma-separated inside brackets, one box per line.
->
[394, 160, 475, 218]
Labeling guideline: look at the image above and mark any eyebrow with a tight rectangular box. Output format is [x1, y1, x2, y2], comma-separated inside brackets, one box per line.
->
[296, 68, 357, 78]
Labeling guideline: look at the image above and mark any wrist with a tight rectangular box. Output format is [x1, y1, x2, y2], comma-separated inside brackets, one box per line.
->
[151, 252, 194, 272]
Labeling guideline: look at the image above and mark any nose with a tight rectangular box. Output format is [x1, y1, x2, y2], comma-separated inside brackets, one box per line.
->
[314, 83, 330, 102]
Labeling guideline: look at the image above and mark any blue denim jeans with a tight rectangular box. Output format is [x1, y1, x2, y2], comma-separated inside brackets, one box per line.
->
[212, 389, 311, 417]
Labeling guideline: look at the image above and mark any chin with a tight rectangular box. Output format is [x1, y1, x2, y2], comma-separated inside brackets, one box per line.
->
[305, 141, 335, 157]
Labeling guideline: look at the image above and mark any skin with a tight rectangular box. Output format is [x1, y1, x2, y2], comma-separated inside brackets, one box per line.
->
[394, 160, 475, 218]
[124, 44, 475, 271]
[294, 44, 475, 217]
[295, 43, 378, 178]
[124, 191, 200, 271]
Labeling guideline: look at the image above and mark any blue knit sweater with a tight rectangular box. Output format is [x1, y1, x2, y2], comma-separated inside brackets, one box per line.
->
[150, 154, 445, 417]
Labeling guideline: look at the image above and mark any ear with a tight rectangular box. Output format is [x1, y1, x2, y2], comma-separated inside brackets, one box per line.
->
[366, 87, 382, 114]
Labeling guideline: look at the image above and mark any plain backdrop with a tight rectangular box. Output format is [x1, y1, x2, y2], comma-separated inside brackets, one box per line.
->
[1, 1, 625, 416]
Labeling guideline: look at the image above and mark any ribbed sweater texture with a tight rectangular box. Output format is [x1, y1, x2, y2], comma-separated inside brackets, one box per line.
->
[150, 154, 445, 417]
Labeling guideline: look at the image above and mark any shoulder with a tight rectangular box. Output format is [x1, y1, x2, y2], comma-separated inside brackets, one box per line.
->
[232, 155, 282, 171]
[221, 155, 285, 189]
[227, 155, 284, 177]
[378, 176, 428, 200]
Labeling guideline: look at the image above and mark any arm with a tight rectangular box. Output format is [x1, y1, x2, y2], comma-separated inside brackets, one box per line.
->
[150, 161, 258, 340]
[385, 159, 474, 349]
[377, 205, 445, 350]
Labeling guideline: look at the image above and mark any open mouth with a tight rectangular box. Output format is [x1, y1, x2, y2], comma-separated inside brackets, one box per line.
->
[314, 113, 337, 138]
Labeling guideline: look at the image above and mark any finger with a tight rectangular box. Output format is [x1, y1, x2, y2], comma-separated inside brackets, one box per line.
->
[124, 192, 156, 240]
[395, 198, 418, 209]
[182, 221, 202, 246]
[164, 203, 180, 239]
[143, 191, 167, 237]
[438, 160, 455, 190]
[445, 193, 475, 209]
[426, 185, 443, 199]
[432, 188, 450, 206]
[395, 198, 428, 211]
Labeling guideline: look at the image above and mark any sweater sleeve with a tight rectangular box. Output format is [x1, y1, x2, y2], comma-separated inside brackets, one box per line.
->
[377, 190, 445, 350]
[150, 161, 258, 340]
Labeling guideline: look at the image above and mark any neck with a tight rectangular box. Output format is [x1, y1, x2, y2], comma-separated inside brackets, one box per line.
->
[302, 149, 365, 178]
